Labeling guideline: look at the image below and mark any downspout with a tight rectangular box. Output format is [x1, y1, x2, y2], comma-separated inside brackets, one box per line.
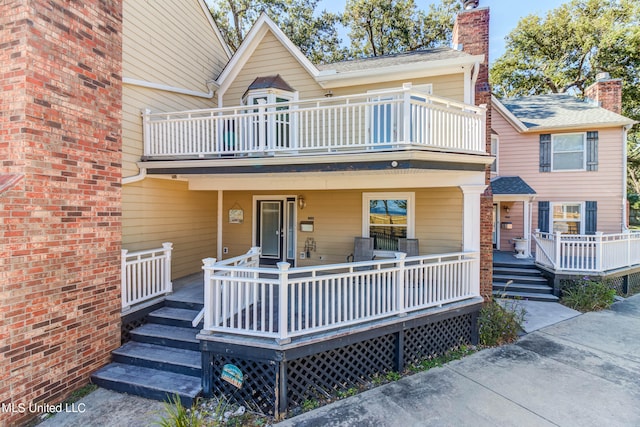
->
[469, 60, 480, 105]
[623, 124, 633, 230]
[122, 167, 147, 185]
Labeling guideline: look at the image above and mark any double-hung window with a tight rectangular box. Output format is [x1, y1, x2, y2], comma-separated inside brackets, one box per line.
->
[552, 133, 586, 171]
[363, 192, 415, 254]
[552, 202, 582, 234]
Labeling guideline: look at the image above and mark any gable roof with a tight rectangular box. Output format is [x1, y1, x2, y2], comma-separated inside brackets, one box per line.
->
[216, 14, 483, 95]
[216, 13, 319, 97]
[493, 94, 635, 132]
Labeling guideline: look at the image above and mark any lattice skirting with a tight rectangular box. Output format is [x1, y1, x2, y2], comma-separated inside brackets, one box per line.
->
[201, 304, 479, 418]
[558, 270, 640, 298]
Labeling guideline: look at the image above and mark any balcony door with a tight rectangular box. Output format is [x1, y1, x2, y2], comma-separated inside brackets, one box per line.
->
[255, 197, 296, 266]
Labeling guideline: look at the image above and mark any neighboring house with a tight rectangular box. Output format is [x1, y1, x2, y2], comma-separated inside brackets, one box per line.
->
[492, 78, 638, 277]
[99, 2, 496, 417]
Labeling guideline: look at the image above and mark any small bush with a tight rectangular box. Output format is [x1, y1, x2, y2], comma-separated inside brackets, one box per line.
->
[155, 394, 204, 427]
[478, 300, 524, 346]
[561, 277, 616, 312]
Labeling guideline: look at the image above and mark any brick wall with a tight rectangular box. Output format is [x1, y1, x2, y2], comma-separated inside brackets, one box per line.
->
[585, 77, 623, 115]
[1, 1, 122, 425]
[453, 6, 493, 299]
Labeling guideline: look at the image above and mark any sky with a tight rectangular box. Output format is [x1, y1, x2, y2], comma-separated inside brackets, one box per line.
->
[316, 0, 568, 63]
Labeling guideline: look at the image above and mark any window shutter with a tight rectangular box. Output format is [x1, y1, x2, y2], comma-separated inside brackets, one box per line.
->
[538, 201, 550, 233]
[585, 201, 597, 234]
[586, 131, 598, 171]
[539, 134, 551, 172]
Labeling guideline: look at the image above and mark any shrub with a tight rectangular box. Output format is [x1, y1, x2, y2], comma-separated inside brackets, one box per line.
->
[478, 299, 524, 346]
[561, 277, 616, 312]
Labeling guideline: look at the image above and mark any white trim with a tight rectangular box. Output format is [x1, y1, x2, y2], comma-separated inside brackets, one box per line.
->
[216, 14, 320, 98]
[318, 56, 483, 89]
[123, 77, 217, 99]
[362, 192, 415, 255]
[550, 201, 585, 234]
[459, 185, 487, 252]
[217, 190, 223, 260]
[551, 132, 586, 172]
[492, 96, 528, 133]
[252, 195, 297, 264]
[490, 134, 498, 175]
[197, 0, 233, 59]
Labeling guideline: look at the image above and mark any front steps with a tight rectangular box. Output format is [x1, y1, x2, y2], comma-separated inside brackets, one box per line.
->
[91, 297, 203, 406]
[493, 259, 559, 302]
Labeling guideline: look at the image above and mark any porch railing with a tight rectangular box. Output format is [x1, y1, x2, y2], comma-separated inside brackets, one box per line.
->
[121, 242, 173, 311]
[532, 231, 640, 273]
[143, 85, 486, 159]
[201, 250, 480, 341]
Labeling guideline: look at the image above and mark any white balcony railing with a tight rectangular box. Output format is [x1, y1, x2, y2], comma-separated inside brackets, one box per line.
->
[121, 242, 173, 310]
[201, 250, 480, 341]
[533, 231, 640, 273]
[143, 85, 486, 159]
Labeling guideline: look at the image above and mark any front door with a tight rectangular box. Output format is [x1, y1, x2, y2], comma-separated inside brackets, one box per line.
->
[256, 198, 296, 266]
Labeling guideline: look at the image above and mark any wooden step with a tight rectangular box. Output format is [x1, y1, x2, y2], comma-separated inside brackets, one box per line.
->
[129, 323, 199, 351]
[147, 306, 202, 329]
[493, 266, 544, 277]
[112, 341, 201, 377]
[491, 290, 559, 302]
[493, 274, 549, 286]
[91, 363, 201, 407]
[492, 282, 554, 295]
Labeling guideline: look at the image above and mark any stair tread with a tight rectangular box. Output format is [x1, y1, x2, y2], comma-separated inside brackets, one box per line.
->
[130, 323, 199, 343]
[113, 341, 200, 369]
[92, 363, 201, 397]
[493, 283, 552, 291]
[148, 306, 201, 322]
[493, 267, 543, 275]
[492, 290, 559, 302]
[493, 274, 548, 283]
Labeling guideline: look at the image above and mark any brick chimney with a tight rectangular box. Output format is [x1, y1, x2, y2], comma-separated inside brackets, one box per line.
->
[452, 2, 493, 300]
[585, 72, 623, 115]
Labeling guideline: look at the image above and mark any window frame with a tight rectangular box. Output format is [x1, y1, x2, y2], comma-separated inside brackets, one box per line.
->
[551, 132, 587, 172]
[490, 134, 498, 174]
[550, 202, 584, 235]
[362, 192, 415, 257]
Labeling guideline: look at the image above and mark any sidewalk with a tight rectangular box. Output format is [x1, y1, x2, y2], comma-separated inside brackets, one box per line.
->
[276, 294, 640, 426]
[40, 295, 640, 427]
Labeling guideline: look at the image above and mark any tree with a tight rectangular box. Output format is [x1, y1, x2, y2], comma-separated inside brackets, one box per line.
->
[490, 0, 640, 194]
[343, 0, 460, 58]
[209, 0, 346, 64]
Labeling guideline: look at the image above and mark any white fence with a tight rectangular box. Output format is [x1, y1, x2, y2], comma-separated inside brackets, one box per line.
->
[121, 243, 173, 310]
[143, 85, 486, 159]
[533, 231, 640, 273]
[201, 250, 480, 341]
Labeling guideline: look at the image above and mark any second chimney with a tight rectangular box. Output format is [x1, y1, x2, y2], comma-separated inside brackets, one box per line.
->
[584, 72, 623, 115]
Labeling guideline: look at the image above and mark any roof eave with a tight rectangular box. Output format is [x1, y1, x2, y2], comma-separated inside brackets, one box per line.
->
[520, 120, 637, 133]
[317, 55, 484, 89]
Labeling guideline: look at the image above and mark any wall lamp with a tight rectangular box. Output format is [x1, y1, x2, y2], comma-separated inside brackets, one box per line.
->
[298, 196, 306, 210]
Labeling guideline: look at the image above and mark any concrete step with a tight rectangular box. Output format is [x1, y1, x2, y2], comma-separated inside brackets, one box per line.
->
[147, 306, 202, 329]
[112, 341, 201, 378]
[91, 363, 201, 408]
[493, 274, 549, 286]
[492, 290, 560, 302]
[492, 282, 554, 295]
[129, 323, 199, 351]
[493, 266, 544, 277]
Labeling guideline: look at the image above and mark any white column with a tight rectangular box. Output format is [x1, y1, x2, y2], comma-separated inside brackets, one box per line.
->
[459, 185, 487, 252]
[217, 190, 223, 260]
[523, 200, 532, 257]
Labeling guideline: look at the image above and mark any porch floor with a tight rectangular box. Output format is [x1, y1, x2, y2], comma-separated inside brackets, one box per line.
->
[493, 249, 535, 266]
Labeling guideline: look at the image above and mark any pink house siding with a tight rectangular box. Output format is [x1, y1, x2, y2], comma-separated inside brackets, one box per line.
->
[493, 110, 626, 234]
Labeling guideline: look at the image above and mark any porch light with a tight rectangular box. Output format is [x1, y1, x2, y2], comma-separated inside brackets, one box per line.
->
[324, 90, 333, 98]
[298, 196, 306, 210]
[504, 205, 510, 214]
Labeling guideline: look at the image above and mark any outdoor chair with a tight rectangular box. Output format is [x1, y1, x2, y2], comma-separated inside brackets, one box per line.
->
[347, 237, 375, 263]
[398, 238, 419, 257]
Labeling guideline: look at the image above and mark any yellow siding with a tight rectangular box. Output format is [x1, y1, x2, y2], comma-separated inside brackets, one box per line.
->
[123, 179, 217, 278]
[123, 0, 227, 90]
[493, 111, 625, 233]
[223, 30, 325, 106]
[330, 73, 465, 102]
[217, 188, 463, 267]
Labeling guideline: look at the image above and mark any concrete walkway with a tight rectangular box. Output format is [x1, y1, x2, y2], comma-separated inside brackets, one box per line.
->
[277, 294, 640, 427]
[40, 295, 640, 427]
